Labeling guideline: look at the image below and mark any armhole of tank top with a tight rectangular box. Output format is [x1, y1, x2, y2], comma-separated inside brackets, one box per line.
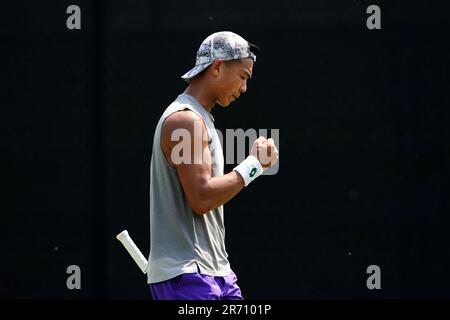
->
[158, 116, 176, 171]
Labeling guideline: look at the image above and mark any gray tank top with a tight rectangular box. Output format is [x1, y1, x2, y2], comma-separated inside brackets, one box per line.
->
[147, 93, 230, 284]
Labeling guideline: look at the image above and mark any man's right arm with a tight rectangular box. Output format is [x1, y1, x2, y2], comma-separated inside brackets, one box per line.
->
[161, 110, 278, 215]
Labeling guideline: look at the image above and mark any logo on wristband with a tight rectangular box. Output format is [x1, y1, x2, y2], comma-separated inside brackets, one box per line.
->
[249, 168, 257, 178]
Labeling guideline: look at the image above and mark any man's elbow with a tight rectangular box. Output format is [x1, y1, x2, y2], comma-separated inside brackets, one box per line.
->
[190, 199, 213, 215]
[187, 183, 214, 215]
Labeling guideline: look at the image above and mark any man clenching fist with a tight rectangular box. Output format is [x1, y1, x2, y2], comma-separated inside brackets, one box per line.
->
[233, 136, 279, 186]
[251, 137, 279, 168]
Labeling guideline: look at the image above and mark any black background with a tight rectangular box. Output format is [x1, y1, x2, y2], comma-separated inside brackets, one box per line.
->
[1, 0, 449, 299]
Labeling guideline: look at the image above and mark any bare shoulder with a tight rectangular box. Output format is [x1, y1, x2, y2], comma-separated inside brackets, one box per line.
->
[160, 109, 208, 166]
[162, 109, 206, 134]
[164, 109, 202, 126]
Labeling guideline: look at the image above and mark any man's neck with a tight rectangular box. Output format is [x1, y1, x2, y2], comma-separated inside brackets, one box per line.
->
[183, 83, 216, 113]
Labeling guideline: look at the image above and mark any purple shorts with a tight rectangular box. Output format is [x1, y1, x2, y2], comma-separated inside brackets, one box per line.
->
[149, 271, 243, 300]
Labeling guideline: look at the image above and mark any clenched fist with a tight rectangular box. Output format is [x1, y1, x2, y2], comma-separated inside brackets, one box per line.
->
[250, 137, 279, 169]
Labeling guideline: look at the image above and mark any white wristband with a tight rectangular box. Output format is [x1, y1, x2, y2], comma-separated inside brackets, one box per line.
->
[233, 155, 264, 187]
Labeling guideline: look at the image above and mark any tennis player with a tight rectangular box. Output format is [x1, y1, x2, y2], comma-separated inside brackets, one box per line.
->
[147, 31, 278, 300]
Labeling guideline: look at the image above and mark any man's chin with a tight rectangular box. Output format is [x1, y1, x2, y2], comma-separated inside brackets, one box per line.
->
[217, 100, 231, 107]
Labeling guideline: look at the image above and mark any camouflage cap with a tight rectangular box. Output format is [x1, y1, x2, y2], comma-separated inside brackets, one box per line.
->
[181, 31, 259, 83]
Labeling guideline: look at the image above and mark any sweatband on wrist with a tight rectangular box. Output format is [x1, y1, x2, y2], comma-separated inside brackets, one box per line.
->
[233, 155, 263, 187]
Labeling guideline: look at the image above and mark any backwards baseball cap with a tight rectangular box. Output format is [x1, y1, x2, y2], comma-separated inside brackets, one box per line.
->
[181, 31, 259, 83]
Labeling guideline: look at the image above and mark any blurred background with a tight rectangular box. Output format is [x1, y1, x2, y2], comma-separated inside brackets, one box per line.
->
[1, 0, 449, 299]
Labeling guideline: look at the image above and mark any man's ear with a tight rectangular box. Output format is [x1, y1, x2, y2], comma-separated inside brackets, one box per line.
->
[211, 60, 224, 78]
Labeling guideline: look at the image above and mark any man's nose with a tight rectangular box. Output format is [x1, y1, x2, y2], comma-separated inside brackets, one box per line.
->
[240, 82, 247, 94]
